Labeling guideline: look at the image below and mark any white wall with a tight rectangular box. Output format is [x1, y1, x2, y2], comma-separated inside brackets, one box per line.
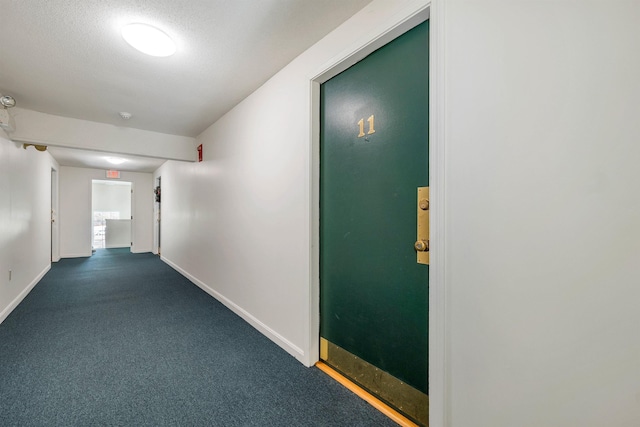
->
[155, 0, 640, 426]
[59, 167, 153, 257]
[439, 1, 640, 426]
[92, 181, 132, 218]
[105, 219, 132, 248]
[155, 0, 431, 367]
[0, 133, 58, 324]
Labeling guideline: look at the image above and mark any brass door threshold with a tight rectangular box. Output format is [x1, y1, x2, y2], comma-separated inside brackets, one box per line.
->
[315, 361, 421, 427]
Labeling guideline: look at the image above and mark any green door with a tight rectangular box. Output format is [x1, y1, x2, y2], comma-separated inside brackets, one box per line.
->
[320, 21, 429, 424]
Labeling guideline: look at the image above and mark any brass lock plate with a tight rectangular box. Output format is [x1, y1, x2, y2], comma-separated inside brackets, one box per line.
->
[416, 186, 429, 265]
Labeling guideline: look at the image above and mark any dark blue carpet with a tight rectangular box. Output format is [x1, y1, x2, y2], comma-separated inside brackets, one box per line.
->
[0, 249, 397, 426]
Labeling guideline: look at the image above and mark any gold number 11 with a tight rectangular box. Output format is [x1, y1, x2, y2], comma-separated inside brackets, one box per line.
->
[357, 115, 375, 137]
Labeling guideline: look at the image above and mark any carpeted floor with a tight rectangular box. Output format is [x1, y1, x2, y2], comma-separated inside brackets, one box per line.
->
[0, 249, 397, 426]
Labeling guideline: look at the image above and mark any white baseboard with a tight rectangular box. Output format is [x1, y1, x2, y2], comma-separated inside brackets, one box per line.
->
[161, 256, 306, 363]
[0, 264, 50, 325]
[131, 247, 152, 254]
[60, 252, 91, 258]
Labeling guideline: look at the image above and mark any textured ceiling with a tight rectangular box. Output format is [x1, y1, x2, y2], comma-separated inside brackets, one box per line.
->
[0, 0, 372, 138]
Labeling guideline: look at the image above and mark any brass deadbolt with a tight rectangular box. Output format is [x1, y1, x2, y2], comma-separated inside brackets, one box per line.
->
[419, 199, 429, 210]
[414, 240, 429, 252]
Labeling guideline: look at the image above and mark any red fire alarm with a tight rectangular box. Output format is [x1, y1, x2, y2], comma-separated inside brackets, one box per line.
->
[197, 144, 203, 162]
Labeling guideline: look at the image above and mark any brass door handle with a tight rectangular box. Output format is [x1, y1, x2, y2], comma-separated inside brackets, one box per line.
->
[416, 187, 429, 264]
[414, 240, 429, 252]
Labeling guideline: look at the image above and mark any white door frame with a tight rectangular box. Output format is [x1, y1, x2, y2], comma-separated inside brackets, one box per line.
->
[51, 167, 60, 262]
[308, 1, 447, 425]
[153, 176, 161, 255]
[129, 181, 135, 252]
[90, 179, 134, 251]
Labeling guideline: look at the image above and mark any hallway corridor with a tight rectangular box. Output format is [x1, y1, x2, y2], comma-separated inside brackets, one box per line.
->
[0, 250, 394, 426]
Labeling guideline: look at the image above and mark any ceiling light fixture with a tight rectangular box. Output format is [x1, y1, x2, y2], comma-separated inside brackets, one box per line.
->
[106, 157, 127, 165]
[121, 23, 176, 57]
[119, 111, 132, 120]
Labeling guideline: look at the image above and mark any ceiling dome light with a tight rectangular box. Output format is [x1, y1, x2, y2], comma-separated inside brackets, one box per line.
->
[121, 23, 176, 57]
[106, 157, 127, 165]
